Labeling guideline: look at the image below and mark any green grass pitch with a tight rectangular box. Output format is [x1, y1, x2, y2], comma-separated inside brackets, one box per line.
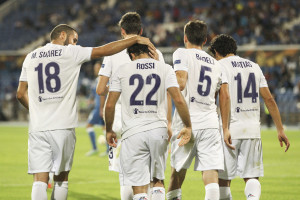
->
[0, 126, 299, 199]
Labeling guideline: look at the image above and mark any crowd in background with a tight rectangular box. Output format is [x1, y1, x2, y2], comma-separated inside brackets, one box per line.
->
[0, 0, 300, 123]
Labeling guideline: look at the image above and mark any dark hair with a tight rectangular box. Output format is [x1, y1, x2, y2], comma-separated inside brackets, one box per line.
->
[184, 20, 207, 46]
[50, 24, 76, 41]
[118, 12, 142, 35]
[127, 44, 149, 60]
[209, 34, 237, 57]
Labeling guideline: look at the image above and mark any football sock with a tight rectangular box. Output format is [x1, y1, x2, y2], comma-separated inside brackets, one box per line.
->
[166, 188, 182, 200]
[147, 185, 152, 199]
[87, 127, 97, 150]
[220, 186, 232, 200]
[205, 183, 219, 200]
[120, 185, 133, 200]
[152, 187, 165, 200]
[32, 181, 48, 200]
[51, 181, 68, 200]
[133, 193, 148, 200]
[244, 179, 261, 200]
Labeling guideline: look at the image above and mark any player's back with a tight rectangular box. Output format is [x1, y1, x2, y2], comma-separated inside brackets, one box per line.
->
[173, 48, 222, 130]
[110, 58, 177, 139]
[22, 43, 91, 132]
[219, 55, 268, 139]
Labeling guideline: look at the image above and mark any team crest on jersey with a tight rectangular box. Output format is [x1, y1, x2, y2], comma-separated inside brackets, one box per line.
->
[174, 59, 181, 64]
[236, 107, 240, 113]
[101, 64, 105, 68]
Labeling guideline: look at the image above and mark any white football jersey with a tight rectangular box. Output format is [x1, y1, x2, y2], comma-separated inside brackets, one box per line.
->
[109, 58, 179, 139]
[172, 48, 222, 131]
[19, 43, 92, 132]
[219, 56, 268, 139]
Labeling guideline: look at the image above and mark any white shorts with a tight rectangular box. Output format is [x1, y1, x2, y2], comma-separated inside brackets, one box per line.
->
[119, 127, 168, 186]
[170, 128, 224, 172]
[219, 138, 264, 180]
[108, 140, 121, 172]
[28, 129, 76, 176]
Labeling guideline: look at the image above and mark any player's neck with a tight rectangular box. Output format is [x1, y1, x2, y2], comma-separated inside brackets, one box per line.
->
[123, 34, 138, 39]
[51, 40, 64, 45]
[133, 53, 150, 60]
[185, 43, 203, 50]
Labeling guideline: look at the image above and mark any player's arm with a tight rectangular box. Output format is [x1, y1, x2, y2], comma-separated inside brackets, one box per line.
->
[99, 95, 106, 118]
[260, 87, 290, 152]
[167, 92, 173, 142]
[167, 87, 192, 146]
[175, 70, 188, 91]
[219, 83, 235, 150]
[91, 35, 155, 59]
[96, 76, 109, 96]
[104, 92, 120, 147]
[16, 81, 29, 110]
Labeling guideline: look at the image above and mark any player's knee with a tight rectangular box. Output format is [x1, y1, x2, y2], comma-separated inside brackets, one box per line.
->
[54, 171, 69, 182]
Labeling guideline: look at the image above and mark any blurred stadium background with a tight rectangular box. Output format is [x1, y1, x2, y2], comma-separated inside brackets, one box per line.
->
[0, 0, 299, 126]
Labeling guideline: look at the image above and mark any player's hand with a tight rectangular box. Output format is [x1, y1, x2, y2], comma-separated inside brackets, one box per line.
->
[148, 46, 159, 61]
[167, 124, 173, 142]
[223, 128, 235, 150]
[106, 131, 117, 148]
[177, 127, 192, 146]
[136, 36, 156, 50]
[277, 129, 290, 152]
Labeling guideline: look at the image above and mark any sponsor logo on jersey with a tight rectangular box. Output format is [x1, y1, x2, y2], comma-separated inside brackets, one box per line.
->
[235, 107, 258, 113]
[174, 59, 181, 64]
[236, 107, 241, 113]
[38, 96, 43, 102]
[190, 97, 210, 105]
[133, 108, 157, 114]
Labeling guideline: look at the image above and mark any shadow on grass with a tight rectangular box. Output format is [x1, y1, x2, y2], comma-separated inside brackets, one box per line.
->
[68, 190, 119, 200]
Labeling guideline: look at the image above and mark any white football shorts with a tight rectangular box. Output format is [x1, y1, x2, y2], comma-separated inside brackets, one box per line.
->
[219, 138, 264, 180]
[28, 129, 76, 175]
[170, 128, 224, 172]
[119, 127, 168, 186]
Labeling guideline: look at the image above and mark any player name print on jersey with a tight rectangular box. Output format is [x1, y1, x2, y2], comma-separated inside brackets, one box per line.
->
[30, 50, 63, 59]
[195, 53, 215, 64]
[231, 61, 252, 68]
[136, 62, 155, 69]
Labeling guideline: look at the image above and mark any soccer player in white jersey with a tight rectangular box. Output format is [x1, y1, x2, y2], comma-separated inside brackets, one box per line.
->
[16, 24, 155, 200]
[96, 12, 167, 200]
[105, 43, 192, 200]
[166, 20, 231, 200]
[209, 34, 290, 200]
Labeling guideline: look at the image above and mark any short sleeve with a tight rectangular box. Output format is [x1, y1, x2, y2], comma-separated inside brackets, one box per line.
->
[109, 70, 122, 92]
[220, 63, 228, 84]
[68, 45, 92, 64]
[173, 48, 188, 72]
[19, 54, 30, 82]
[258, 66, 268, 88]
[165, 64, 179, 89]
[157, 49, 165, 63]
[99, 56, 112, 77]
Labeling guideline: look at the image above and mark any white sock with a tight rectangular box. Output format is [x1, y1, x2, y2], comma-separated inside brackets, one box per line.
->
[32, 181, 48, 200]
[133, 193, 148, 200]
[205, 183, 219, 200]
[51, 181, 68, 200]
[152, 187, 165, 200]
[220, 186, 232, 200]
[245, 179, 261, 200]
[120, 185, 133, 200]
[148, 185, 153, 200]
[166, 188, 182, 200]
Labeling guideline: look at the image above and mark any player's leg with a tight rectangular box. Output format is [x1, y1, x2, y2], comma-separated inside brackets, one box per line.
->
[132, 185, 149, 200]
[239, 139, 263, 200]
[166, 168, 187, 200]
[244, 178, 261, 200]
[219, 179, 232, 200]
[202, 170, 220, 200]
[151, 178, 165, 200]
[51, 171, 69, 200]
[32, 172, 49, 200]
[86, 122, 98, 156]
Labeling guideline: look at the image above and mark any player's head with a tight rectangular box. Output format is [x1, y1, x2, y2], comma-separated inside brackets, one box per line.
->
[209, 34, 237, 60]
[184, 20, 207, 47]
[127, 44, 150, 60]
[118, 12, 143, 37]
[50, 24, 78, 45]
